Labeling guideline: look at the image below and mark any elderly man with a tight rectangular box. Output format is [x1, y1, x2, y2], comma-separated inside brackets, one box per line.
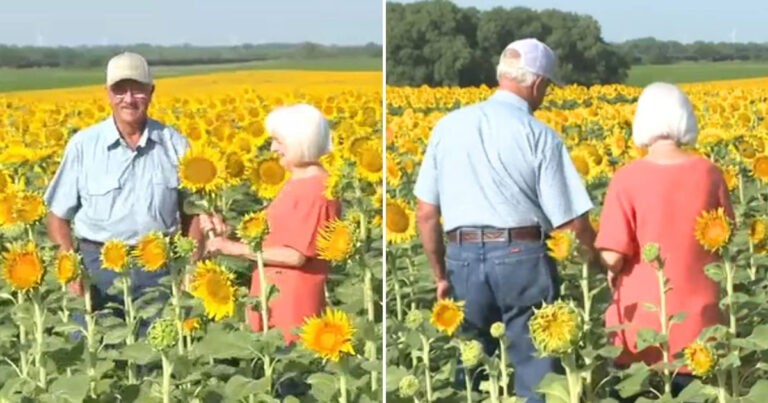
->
[44, 52, 201, 336]
[413, 38, 597, 401]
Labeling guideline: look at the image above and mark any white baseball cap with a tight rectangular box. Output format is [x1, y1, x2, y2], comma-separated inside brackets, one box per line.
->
[106, 52, 153, 86]
[502, 38, 563, 87]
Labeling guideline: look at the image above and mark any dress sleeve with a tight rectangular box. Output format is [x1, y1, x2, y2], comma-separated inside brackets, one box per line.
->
[594, 174, 637, 257]
[267, 193, 341, 258]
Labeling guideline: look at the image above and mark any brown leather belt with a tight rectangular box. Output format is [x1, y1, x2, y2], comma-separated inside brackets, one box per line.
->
[78, 238, 104, 248]
[446, 227, 542, 243]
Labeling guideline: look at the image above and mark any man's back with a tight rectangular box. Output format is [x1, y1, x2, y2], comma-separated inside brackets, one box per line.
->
[414, 90, 592, 233]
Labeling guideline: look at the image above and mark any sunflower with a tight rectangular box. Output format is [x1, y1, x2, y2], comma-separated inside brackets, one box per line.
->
[133, 232, 169, 272]
[316, 218, 355, 262]
[189, 260, 236, 321]
[300, 307, 356, 362]
[182, 317, 202, 335]
[529, 300, 582, 356]
[430, 298, 465, 336]
[323, 166, 344, 200]
[683, 341, 717, 377]
[0, 192, 18, 228]
[354, 140, 382, 184]
[386, 198, 417, 244]
[1, 242, 44, 291]
[14, 191, 46, 224]
[386, 153, 402, 188]
[178, 147, 226, 193]
[247, 157, 288, 199]
[694, 208, 732, 253]
[546, 229, 576, 262]
[100, 239, 130, 272]
[55, 250, 80, 285]
[0, 170, 11, 192]
[751, 155, 768, 183]
[720, 165, 739, 191]
[236, 211, 268, 241]
[224, 151, 246, 183]
[750, 217, 767, 245]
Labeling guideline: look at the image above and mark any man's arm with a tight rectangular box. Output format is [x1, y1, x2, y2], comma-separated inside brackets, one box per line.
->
[47, 212, 74, 252]
[416, 199, 450, 299]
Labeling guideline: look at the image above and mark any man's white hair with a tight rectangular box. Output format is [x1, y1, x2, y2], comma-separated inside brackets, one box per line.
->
[496, 48, 538, 87]
[632, 82, 698, 147]
[265, 103, 331, 162]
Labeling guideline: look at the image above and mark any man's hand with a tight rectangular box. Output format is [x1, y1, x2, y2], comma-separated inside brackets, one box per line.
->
[68, 278, 84, 297]
[436, 279, 452, 300]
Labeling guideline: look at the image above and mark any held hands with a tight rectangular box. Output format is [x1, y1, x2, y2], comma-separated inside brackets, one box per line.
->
[198, 213, 233, 256]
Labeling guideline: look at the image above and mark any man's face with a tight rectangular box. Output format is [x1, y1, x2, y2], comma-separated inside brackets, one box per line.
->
[529, 76, 551, 112]
[107, 80, 154, 124]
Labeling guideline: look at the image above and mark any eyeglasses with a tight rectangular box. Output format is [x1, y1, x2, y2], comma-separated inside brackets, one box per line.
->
[112, 90, 150, 100]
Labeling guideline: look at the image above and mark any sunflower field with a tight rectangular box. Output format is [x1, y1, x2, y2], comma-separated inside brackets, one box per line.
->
[385, 79, 768, 402]
[0, 70, 384, 402]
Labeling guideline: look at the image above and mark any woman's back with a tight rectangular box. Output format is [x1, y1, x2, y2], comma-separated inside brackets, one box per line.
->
[596, 155, 733, 367]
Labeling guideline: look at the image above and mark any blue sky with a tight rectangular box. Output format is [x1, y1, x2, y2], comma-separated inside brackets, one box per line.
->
[398, 0, 768, 43]
[0, 0, 383, 46]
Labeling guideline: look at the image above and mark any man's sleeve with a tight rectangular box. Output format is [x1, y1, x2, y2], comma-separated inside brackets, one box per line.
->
[413, 127, 440, 205]
[536, 128, 594, 228]
[44, 139, 82, 220]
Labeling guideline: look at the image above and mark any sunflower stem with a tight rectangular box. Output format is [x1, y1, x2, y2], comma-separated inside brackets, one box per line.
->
[498, 337, 509, 399]
[60, 283, 70, 324]
[161, 351, 174, 403]
[563, 353, 582, 403]
[420, 335, 433, 402]
[257, 251, 269, 334]
[16, 291, 29, 379]
[580, 263, 591, 324]
[31, 290, 46, 388]
[716, 369, 729, 403]
[406, 257, 417, 312]
[171, 278, 185, 355]
[724, 255, 739, 397]
[339, 371, 348, 403]
[464, 366, 472, 403]
[263, 355, 273, 395]
[654, 261, 672, 397]
[83, 273, 97, 397]
[122, 274, 137, 383]
[391, 252, 404, 321]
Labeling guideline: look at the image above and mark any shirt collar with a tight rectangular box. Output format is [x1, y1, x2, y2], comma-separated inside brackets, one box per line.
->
[489, 89, 532, 114]
[105, 116, 160, 150]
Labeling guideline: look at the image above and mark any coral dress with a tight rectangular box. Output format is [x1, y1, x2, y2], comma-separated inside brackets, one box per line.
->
[595, 156, 734, 371]
[247, 172, 341, 344]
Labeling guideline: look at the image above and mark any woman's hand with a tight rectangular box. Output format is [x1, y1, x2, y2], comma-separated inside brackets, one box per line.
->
[205, 236, 235, 256]
[199, 213, 229, 237]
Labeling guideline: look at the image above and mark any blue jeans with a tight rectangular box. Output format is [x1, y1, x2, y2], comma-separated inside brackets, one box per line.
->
[72, 241, 170, 341]
[446, 233, 562, 402]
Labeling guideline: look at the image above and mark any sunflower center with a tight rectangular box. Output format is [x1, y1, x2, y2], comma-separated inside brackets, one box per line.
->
[10, 253, 42, 287]
[386, 202, 409, 233]
[205, 274, 232, 304]
[753, 156, 768, 179]
[572, 155, 590, 176]
[259, 161, 285, 185]
[359, 149, 382, 173]
[185, 157, 218, 185]
[226, 154, 245, 178]
[317, 326, 342, 350]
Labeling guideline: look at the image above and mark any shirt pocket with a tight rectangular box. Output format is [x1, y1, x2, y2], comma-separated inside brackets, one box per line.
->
[84, 178, 121, 221]
[151, 170, 180, 228]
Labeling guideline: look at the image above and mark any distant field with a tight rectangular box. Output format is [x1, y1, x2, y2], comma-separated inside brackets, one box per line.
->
[627, 61, 768, 87]
[0, 55, 381, 92]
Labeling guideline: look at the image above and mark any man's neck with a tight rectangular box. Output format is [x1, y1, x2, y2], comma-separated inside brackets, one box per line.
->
[114, 116, 148, 149]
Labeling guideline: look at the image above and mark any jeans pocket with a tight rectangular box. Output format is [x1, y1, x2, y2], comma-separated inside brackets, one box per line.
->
[490, 247, 554, 308]
[445, 256, 469, 300]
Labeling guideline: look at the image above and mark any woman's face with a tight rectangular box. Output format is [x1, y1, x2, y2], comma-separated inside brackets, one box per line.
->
[270, 134, 300, 168]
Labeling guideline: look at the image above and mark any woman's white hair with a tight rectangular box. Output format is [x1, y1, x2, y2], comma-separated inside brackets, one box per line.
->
[496, 48, 538, 87]
[265, 103, 331, 162]
[632, 82, 698, 147]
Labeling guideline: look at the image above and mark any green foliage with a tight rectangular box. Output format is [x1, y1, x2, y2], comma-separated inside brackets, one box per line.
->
[386, 1, 630, 87]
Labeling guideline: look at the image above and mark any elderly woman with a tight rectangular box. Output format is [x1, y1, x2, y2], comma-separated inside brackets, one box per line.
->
[595, 82, 734, 399]
[200, 103, 341, 344]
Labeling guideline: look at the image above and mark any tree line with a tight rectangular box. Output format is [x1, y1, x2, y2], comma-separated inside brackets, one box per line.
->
[0, 42, 382, 69]
[615, 38, 768, 65]
[386, 0, 768, 87]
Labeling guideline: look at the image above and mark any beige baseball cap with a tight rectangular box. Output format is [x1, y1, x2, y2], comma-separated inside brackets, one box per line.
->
[502, 38, 563, 87]
[106, 52, 153, 86]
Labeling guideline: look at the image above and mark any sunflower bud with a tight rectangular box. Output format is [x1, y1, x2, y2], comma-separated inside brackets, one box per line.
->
[398, 374, 420, 397]
[405, 309, 423, 330]
[683, 342, 717, 377]
[529, 300, 582, 356]
[460, 340, 485, 368]
[147, 318, 178, 351]
[173, 233, 197, 258]
[490, 322, 505, 339]
[642, 243, 660, 263]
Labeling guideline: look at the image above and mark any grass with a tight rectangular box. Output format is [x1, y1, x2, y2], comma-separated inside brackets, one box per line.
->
[0, 55, 381, 92]
[626, 61, 768, 87]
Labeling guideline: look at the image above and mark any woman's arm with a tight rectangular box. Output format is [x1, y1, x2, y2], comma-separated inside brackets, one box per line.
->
[206, 237, 307, 267]
[599, 249, 625, 274]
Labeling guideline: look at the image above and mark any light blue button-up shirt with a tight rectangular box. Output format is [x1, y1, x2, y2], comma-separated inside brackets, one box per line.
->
[414, 90, 593, 233]
[44, 116, 190, 245]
